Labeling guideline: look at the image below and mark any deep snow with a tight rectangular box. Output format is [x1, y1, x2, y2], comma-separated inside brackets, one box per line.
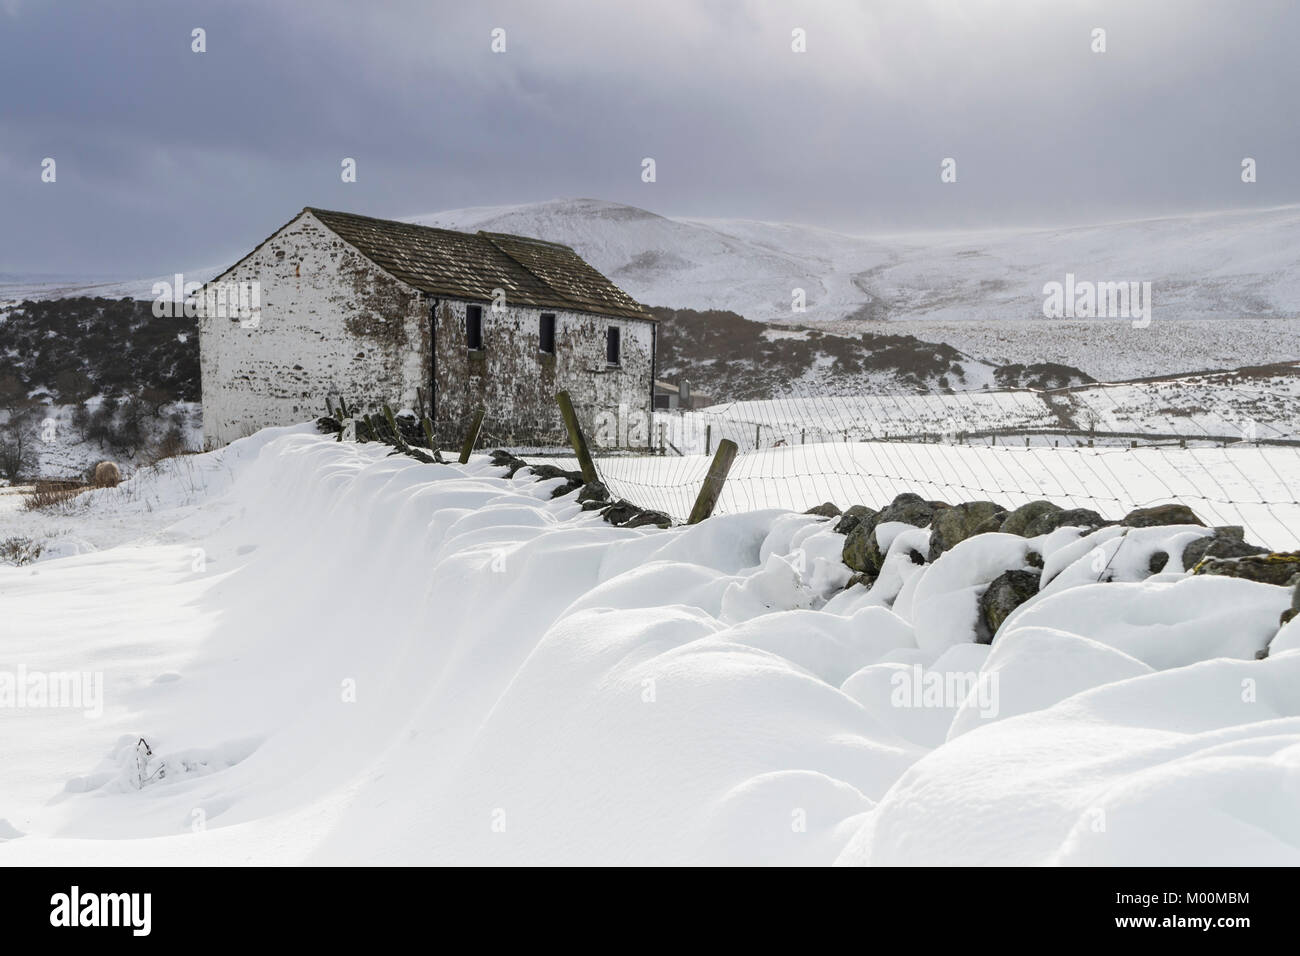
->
[2, 428, 1297, 865]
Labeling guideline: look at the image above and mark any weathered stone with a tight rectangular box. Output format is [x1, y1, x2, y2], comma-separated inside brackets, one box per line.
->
[1180, 526, 1267, 570]
[580, 499, 607, 512]
[1148, 551, 1169, 574]
[1021, 507, 1109, 538]
[529, 462, 585, 484]
[927, 500, 1007, 562]
[977, 569, 1042, 643]
[832, 505, 875, 536]
[1025, 550, 1044, 569]
[1280, 574, 1300, 627]
[972, 513, 1007, 536]
[845, 571, 876, 590]
[1193, 552, 1300, 587]
[624, 509, 673, 529]
[1122, 503, 1205, 528]
[804, 501, 842, 519]
[842, 522, 878, 574]
[842, 494, 939, 575]
[488, 448, 529, 477]
[999, 500, 1061, 536]
[577, 481, 610, 504]
[879, 493, 942, 528]
[550, 478, 584, 499]
[601, 500, 642, 526]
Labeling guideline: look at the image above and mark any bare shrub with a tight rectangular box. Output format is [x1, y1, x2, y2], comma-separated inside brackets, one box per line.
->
[0, 415, 38, 483]
[0, 536, 43, 566]
[144, 426, 194, 467]
[22, 480, 88, 512]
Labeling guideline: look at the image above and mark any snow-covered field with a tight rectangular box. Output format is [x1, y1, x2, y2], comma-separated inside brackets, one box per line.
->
[590, 442, 1300, 553]
[653, 368, 1300, 450]
[844, 317, 1300, 383]
[2, 426, 1298, 865]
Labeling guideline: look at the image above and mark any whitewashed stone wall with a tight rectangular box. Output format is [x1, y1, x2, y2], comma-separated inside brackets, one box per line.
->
[200, 210, 655, 449]
[432, 298, 655, 448]
[199, 212, 428, 448]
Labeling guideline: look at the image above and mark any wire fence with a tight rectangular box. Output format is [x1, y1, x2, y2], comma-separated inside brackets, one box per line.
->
[537, 374, 1300, 551]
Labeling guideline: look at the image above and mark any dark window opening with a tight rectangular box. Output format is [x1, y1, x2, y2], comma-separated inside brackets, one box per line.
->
[539, 313, 556, 353]
[466, 305, 483, 350]
[606, 326, 621, 365]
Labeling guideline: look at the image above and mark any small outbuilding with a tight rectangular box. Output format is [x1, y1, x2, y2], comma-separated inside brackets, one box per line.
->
[199, 207, 657, 449]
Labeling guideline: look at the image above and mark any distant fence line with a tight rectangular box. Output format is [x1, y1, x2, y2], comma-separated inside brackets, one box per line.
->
[548, 381, 1300, 551]
[355, 380, 1300, 551]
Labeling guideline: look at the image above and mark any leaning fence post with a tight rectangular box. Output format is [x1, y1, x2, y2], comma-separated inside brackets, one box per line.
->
[688, 439, 738, 525]
[458, 408, 485, 464]
[556, 390, 598, 483]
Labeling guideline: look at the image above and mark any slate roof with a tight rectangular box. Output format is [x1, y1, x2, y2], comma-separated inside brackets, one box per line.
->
[304, 207, 652, 321]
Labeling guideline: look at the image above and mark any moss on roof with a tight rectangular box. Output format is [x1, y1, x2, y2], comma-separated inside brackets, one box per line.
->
[305, 207, 651, 321]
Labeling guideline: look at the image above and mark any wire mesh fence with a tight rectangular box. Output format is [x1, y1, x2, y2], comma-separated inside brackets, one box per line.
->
[547, 375, 1300, 551]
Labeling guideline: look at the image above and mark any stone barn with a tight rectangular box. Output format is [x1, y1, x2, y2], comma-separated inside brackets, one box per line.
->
[198, 207, 657, 449]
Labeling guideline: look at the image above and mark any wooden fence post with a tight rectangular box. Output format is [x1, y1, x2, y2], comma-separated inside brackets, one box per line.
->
[705, 423, 712, 457]
[458, 408, 485, 464]
[688, 439, 738, 525]
[556, 390, 598, 483]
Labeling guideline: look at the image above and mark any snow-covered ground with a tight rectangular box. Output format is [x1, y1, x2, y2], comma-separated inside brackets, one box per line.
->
[845, 317, 1300, 383]
[2, 426, 1298, 865]
[654, 370, 1300, 449]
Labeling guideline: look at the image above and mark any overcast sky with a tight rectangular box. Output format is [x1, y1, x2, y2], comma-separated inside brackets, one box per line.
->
[2, 0, 1298, 275]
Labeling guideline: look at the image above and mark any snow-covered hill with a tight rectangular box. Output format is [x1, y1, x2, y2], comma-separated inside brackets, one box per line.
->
[0, 266, 226, 307]
[10, 200, 1300, 328]
[9, 199, 1298, 383]
[414, 199, 1300, 324]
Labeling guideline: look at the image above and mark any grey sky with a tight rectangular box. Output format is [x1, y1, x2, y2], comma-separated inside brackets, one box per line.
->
[2, 0, 1298, 275]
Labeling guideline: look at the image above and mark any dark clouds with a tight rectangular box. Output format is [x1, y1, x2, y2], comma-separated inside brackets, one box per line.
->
[2, 0, 1298, 274]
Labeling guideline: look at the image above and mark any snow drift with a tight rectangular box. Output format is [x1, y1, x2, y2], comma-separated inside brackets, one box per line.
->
[1, 429, 1297, 865]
